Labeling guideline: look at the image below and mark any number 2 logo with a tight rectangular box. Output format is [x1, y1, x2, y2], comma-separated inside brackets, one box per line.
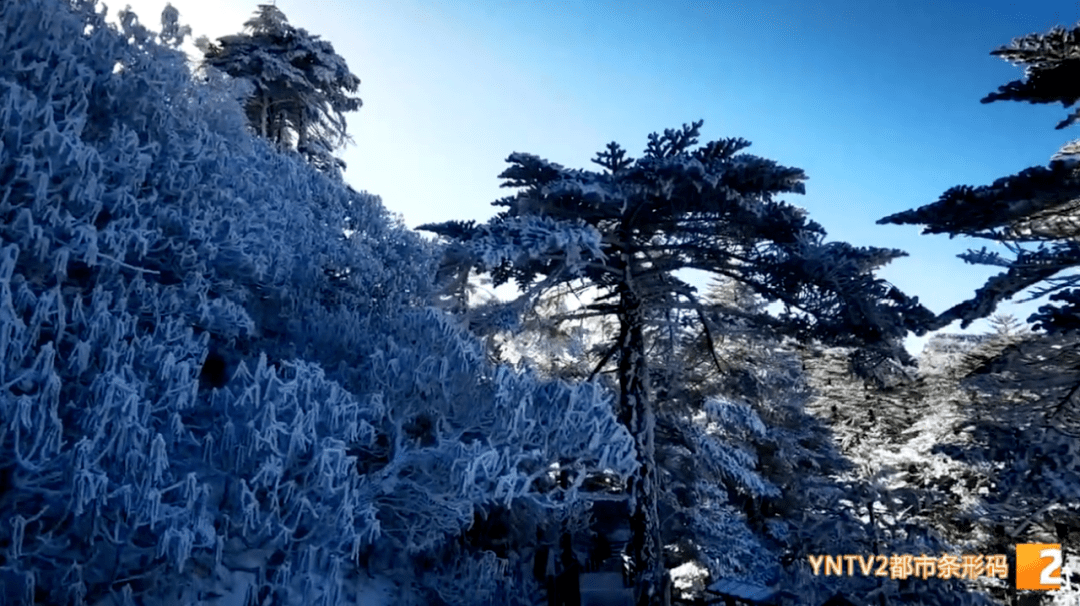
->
[1016, 543, 1063, 590]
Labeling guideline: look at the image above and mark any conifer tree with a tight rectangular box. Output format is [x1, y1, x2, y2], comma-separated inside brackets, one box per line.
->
[421, 121, 934, 605]
[199, 4, 362, 178]
[877, 19, 1080, 435]
[877, 20, 1080, 601]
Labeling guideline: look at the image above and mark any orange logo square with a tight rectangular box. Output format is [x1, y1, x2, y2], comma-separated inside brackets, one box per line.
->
[1015, 544, 1063, 590]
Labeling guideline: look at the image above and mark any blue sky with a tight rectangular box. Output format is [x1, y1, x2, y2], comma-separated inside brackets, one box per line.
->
[115, 0, 1076, 353]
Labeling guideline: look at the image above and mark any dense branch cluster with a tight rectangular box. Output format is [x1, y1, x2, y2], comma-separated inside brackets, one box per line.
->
[199, 4, 362, 177]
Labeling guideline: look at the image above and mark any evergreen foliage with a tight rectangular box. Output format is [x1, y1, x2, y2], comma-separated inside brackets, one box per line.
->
[925, 325, 1080, 603]
[199, 4, 362, 178]
[647, 285, 996, 606]
[877, 17, 1080, 438]
[878, 19, 1080, 335]
[502, 277, 995, 605]
[980, 22, 1080, 130]
[427, 123, 931, 359]
[876, 27, 1080, 594]
[0, 1, 636, 604]
[422, 122, 934, 604]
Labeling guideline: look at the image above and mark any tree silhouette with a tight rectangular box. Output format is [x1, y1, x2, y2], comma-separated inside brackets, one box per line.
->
[421, 121, 932, 605]
[199, 4, 362, 177]
[877, 18, 1080, 436]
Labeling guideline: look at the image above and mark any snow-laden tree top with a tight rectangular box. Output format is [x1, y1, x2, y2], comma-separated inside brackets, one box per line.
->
[199, 3, 362, 177]
[878, 19, 1080, 333]
[423, 120, 936, 376]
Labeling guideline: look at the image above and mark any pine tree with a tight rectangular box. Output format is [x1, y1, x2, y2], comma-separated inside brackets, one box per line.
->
[877, 19, 1080, 435]
[421, 121, 934, 605]
[876, 21, 1080, 602]
[198, 4, 362, 178]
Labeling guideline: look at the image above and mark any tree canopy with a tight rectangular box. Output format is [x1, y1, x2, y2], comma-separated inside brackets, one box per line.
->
[199, 4, 362, 177]
[878, 20, 1080, 333]
[422, 121, 935, 605]
[877, 18, 1080, 437]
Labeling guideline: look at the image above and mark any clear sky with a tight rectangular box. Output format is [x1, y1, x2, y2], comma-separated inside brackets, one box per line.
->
[110, 0, 1077, 354]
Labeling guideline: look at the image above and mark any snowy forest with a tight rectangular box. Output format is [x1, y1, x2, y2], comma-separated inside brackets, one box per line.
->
[0, 0, 1078, 605]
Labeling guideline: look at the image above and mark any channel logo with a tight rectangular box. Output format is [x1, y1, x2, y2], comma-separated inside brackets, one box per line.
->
[1016, 543, 1063, 590]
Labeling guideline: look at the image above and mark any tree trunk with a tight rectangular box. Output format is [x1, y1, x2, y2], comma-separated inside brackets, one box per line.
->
[617, 285, 665, 606]
[296, 105, 308, 151]
[257, 92, 268, 140]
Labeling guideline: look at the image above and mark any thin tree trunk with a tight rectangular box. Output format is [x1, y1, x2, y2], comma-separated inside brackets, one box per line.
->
[258, 92, 268, 140]
[617, 285, 665, 606]
[296, 105, 308, 150]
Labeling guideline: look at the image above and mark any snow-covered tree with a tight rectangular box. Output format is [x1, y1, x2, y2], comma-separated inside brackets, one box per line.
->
[645, 281, 992, 606]
[920, 327, 1080, 604]
[421, 121, 935, 605]
[0, 1, 637, 604]
[502, 276, 993, 605]
[199, 4, 362, 178]
[876, 22, 1080, 586]
[877, 20, 1080, 337]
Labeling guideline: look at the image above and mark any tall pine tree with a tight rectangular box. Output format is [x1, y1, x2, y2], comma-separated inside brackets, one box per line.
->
[877, 20, 1080, 602]
[877, 19, 1080, 435]
[421, 121, 934, 605]
[198, 4, 362, 178]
